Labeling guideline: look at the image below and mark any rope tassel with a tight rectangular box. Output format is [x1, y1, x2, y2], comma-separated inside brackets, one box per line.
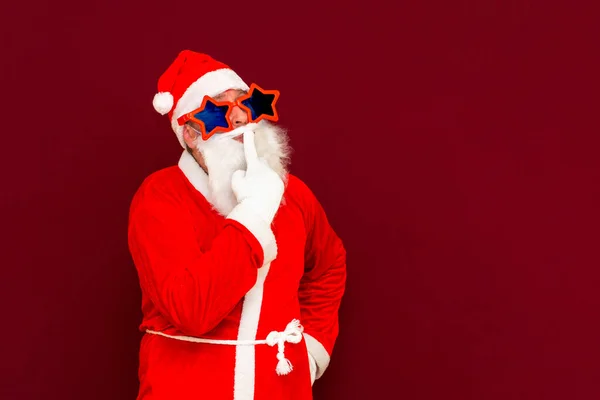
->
[276, 353, 294, 375]
[266, 319, 304, 376]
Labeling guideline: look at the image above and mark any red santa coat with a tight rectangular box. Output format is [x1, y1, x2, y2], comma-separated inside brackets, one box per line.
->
[127, 151, 347, 400]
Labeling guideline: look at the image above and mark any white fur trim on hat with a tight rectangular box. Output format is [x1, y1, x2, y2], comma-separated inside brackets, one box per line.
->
[153, 92, 174, 115]
[170, 68, 249, 148]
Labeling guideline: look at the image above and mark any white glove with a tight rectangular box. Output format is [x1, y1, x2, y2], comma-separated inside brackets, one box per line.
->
[231, 130, 285, 225]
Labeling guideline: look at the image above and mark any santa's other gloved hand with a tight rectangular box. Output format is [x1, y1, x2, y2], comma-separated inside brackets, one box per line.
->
[231, 130, 284, 225]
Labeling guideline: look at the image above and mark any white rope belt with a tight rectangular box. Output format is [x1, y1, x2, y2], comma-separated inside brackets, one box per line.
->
[146, 319, 304, 376]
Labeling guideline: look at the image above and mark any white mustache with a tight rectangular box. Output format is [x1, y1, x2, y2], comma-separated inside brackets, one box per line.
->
[210, 122, 259, 142]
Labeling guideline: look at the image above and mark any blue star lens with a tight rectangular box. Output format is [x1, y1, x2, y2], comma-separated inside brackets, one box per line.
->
[193, 99, 230, 134]
[240, 89, 276, 121]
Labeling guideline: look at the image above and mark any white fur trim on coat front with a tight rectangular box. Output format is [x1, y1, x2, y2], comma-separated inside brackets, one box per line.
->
[227, 202, 277, 265]
[178, 151, 210, 197]
[171, 68, 249, 148]
[233, 263, 271, 400]
[303, 333, 331, 381]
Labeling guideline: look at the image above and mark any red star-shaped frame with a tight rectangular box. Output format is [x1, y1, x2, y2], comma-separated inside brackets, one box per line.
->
[177, 96, 233, 141]
[236, 83, 280, 124]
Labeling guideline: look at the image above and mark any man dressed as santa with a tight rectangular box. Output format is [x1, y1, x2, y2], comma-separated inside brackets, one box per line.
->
[127, 50, 347, 400]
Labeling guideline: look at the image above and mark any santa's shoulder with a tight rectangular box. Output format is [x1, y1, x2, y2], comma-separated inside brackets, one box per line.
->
[129, 166, 185, 210]
[284, 174, 321, 205]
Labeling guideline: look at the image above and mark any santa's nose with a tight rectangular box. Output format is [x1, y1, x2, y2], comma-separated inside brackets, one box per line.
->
[230, 106, 248, 128]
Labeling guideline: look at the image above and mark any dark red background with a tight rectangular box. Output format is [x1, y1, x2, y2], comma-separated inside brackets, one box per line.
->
[2, 1, 599, 399]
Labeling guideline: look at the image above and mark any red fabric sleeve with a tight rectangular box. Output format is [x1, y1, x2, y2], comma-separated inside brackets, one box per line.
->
[295, 178, 347, 362]
[127, 184, 263, 337]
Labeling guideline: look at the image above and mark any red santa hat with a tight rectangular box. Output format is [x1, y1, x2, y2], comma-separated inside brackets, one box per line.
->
[152, 50, 249, 148]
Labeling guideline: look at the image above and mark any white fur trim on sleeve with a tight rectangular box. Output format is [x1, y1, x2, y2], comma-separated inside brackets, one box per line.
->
[227, 202, 277, 265]
[308, 351, 317, 385]
[303, 333, 331, 380]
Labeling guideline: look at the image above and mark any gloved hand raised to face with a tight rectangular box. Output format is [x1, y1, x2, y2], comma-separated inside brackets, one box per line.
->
[231, 130, 285, 226]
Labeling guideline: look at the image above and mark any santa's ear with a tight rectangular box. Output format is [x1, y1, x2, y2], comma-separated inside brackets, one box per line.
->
[182, 125, 199, 146]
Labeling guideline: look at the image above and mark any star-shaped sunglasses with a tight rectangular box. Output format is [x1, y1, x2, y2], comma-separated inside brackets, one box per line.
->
[177, 83, 280, 141]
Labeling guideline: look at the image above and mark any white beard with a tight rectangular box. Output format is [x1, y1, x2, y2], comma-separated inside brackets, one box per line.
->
[197, 120, 291, 216]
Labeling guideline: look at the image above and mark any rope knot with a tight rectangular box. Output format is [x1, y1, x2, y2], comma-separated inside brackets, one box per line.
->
[266, 319, 304, 376]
